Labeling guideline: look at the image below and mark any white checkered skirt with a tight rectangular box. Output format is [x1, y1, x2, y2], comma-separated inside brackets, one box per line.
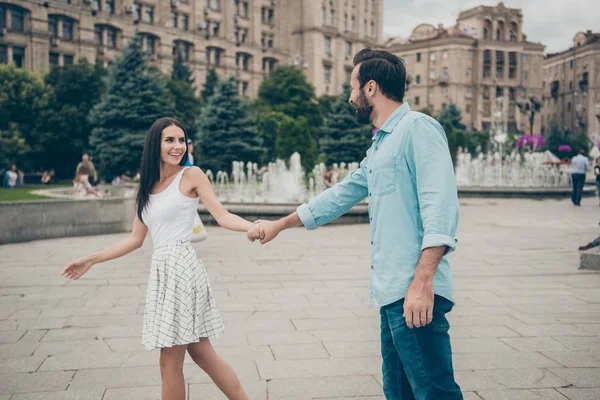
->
[142, 239, 224, 350]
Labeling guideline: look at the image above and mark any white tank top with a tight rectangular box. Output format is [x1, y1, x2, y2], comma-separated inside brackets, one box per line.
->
[142, 167, 199, 248]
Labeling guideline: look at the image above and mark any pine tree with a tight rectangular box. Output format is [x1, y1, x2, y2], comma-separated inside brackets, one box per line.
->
[37, 58, 106, 177]
[201, 67, 219, 102]
[320, 84, 372, 165]
[168, 52, 202, 140]
[88, 33, 175, 179]
[277, 116, 316, 174]
[257, 65, 323, 128]
[198, 76, 264, 173]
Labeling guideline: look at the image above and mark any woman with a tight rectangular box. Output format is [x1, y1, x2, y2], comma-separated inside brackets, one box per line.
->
[62, 118, 252, 400]
[73, 165, 102, 198]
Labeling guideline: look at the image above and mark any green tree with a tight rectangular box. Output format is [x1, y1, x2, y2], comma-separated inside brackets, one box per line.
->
[256, 111, 288, 164]
[201, 67, 219, 102]
[0, 64, 49, 170]
[320, 84, 372, 164]
[545, 120, 590, 158]
[277, 116, 316, 174]
[37, 59, 106, 178]
[257, 66, 323, 128]
[0, 124, 30, 169]
[198, 76, 264, 173]
[88, 33, 175, 179]
[168, 53, 202, 140]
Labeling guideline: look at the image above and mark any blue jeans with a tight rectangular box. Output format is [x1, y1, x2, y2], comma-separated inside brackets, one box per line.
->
[380, 295, 462, 400]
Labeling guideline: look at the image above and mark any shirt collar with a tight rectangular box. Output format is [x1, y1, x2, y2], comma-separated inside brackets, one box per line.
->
[372, 103, 411, 140]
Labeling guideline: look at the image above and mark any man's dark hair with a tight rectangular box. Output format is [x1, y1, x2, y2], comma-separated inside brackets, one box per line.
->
[579, 149, 585, 155]
[353, 48, 406, 102]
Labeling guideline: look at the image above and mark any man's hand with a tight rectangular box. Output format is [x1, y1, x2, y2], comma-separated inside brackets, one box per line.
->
[403, 279, 434, 329]
[249, 219, 284, 244]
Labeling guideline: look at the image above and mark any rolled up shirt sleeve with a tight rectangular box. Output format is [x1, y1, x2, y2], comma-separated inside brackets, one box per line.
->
[297, 156, 370, 230]
[406, 117, 459, 254]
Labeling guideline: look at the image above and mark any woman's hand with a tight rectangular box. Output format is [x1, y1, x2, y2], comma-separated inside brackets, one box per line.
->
[62, 258, 94, 280]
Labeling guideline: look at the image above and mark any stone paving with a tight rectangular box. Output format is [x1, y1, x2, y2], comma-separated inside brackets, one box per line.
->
[1, 198, 599, 400]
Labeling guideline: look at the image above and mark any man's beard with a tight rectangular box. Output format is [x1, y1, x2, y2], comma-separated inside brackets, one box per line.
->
[354, 91, 374, 124]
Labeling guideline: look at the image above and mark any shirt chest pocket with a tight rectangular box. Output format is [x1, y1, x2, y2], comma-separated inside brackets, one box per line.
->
[368, 156, 397, 197]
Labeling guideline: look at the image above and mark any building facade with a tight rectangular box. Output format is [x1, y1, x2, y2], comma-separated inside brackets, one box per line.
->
[542, 31, 600, 139]
[386, 2, 544, 134]
[0, 0, 382, 97]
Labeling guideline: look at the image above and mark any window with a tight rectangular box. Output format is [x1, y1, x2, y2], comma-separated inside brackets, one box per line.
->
[0, 45, 6, 64]
[466, 86, 472, 97]
[48, 16, 58, 37]
[442, 87, 448, 97]
[213, 21, 220, 37]
[63, 54, 74, 65]
[144, 5, 154, 24]
[345, 41, 352, 58]
[370, 21, 375, 37]
[442, 50, 448, 59]
[496, 86, 503, 98]
[106, 0, 115, 14]
[351, 15, 355, 31]
[329, 8, 334, 25]
[171, 12, 178, 28]
[181, 14, 189, 30]
[568, 102, 571, 111]
[324, 64, 331, 83]
[92, 0, 101, 11]
[509, 87, 516, 101]
[133, 3, 141, 22]
[415, 96, 420, 106]
[12, 47, 24, 68]
[344, 14, 348, 31]
[345, 67, 352, 83]
[465, 68, 471, 78]
[322, 7, 326, 25]
[364, 0, 368, 10]
[12, 8, 24, 31]
[49, 53, 59, 66]
[241, 81, 248, 96]
[430, 52, 436, 62]
[95, 26, 103, 45]
[62, 19, 73, 40]
[483, 86, 490, 100]
[570, 59, 573, 69]
[430, 70, 436, 79]
[521, 54, 528, 64]
[415, 75, 420, 84]
[324, 36, 332, 56]
[522, 71, 528, 81]
[466, 104, 471, 113]
[235, 27, 248, 45]
[416, 52, 421, 63]
[241, 1, 248, 18]
[268, 8, 274, 24]
[146, 36, 156, 55]
[206, 0, 219, 9]
[107, 28, 117, 48]
[442, 66, 448, 80]
[0, 6, 5, 30]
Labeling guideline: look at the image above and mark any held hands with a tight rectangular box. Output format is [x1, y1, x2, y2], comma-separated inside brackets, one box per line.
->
[247, 219, 283, 245]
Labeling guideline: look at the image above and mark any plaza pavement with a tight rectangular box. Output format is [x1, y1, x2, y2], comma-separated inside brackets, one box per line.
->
[1, 198, 599, 399]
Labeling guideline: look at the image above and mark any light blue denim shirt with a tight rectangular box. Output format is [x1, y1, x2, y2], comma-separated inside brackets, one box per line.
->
[571, 155, 589, 174]
[297, 103, 459, 307]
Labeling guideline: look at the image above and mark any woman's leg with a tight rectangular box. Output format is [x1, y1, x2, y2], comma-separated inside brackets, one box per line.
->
[160, 344, 188, 400]
[187, 338, 248, 400]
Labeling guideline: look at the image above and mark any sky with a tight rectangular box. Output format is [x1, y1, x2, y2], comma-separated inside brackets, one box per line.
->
[382, 0, 598, 54]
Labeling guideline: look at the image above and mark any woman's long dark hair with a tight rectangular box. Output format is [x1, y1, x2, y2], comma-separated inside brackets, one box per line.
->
[136, 117, 189, 222]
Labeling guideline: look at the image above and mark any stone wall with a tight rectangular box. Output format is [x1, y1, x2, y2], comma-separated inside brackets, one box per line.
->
[1, 197, 135, 245]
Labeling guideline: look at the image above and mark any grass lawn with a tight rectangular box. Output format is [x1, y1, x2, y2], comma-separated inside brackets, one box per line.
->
[0, 188, 58, 202]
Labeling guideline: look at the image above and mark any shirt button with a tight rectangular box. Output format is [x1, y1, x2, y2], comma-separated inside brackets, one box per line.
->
[369, 193, 372, 197]
[375, 146, 379, 151]
[371, 265, 373, 270]
[371, 241, 374, 245]
[369, 169, 372, 173]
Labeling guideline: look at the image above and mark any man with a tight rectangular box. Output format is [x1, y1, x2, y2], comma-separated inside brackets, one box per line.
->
[75, 153, 98, 185]
[571, 149, 589, 206]
[184, 139, 195, 167]
[249, 49, 462, 399]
